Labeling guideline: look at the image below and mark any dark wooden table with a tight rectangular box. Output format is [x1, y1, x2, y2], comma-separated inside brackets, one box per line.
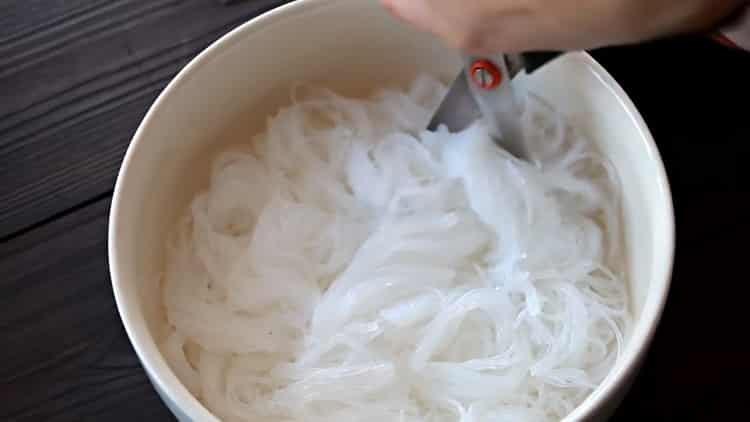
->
[2, 1, 749, 421]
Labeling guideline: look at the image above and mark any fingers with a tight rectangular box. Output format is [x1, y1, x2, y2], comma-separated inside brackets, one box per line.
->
[383, 0, 750, 55]
[381, 0, 433, 33]
[382, 0, 462, 45]
[382, 0, 597, 53]
[382, 0, 491, 53]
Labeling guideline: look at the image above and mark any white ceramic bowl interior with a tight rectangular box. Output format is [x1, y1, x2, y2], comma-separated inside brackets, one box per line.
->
[109, 0, 675, 420]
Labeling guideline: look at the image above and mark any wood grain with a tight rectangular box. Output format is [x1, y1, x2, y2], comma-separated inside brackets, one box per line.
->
[0, 0, 290, 239]
[0, 197, 174, 421]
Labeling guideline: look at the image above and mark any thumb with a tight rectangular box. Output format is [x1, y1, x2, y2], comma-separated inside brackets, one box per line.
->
[381, 0, 439, 34]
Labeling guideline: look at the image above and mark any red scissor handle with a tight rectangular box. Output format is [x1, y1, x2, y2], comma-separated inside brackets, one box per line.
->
[469, 59, 503, 90]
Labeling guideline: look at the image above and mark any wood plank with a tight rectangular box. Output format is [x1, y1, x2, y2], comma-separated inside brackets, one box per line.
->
[0, 0, 290, 239]
[0, 0, 107, 40]
[611, 192, 750, 420]
[592, 38, 750, 196]
[0, 197, 173, 421]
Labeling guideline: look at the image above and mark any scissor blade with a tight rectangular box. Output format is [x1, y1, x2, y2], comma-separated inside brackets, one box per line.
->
[428, 61, 528, 159]
[427, 70, 482, 133]
[466, 70, 528, 159]
[459, 54, 528, 159]
[427, 52, 562, 160]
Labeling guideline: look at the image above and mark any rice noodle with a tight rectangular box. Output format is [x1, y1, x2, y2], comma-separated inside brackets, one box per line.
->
[160, 75, 629, 422]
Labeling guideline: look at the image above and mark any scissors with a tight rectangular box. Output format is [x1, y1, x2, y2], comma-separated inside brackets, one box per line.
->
[427, 52, 562, 160]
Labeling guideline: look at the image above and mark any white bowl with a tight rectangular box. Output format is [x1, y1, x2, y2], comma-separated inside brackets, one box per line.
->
[108, 0, 675, 420]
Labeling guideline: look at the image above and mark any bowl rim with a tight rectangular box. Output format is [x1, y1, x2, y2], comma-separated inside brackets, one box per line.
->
[561, 51, 675, 421]
[108, 0, 675, 420]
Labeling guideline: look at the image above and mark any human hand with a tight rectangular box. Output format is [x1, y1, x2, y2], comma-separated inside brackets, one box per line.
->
[382, 0, 746, 53]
